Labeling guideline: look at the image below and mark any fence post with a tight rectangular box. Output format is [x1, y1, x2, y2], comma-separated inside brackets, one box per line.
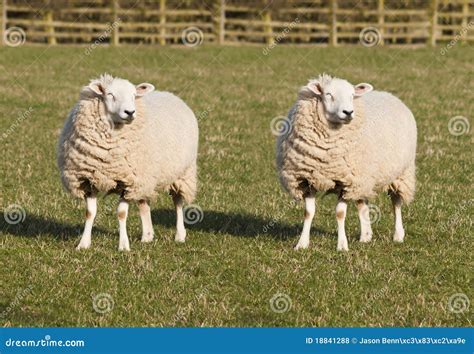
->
[330, 0, 337, 46]
[0, 0, 6, 46]
[44, 10, 56, 45]
[217, 0, 225, 44]
[159, 0, 166, 45]
[461, 0, 468, 44]
[378, 0, 384, 45]
[111, 0, 119, 46]
[430, 0, 438, 46]
[263, 9, 272, 45]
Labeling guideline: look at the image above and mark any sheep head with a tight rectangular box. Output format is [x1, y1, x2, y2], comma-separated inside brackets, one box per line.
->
[85, 73, 155, 124]
[304, 74, 373, 125]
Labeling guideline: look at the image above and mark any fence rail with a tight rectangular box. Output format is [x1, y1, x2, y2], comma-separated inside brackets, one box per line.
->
[1, 0, 473, 47]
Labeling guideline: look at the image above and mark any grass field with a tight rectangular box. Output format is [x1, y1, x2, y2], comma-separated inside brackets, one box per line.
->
[0, 44, 472, 327]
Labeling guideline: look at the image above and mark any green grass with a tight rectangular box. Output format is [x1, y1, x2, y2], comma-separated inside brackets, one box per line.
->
[0, 44, 472, 327]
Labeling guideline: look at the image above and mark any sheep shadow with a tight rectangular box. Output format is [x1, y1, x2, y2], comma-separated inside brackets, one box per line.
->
[0, 208, 326, 242]
[151, 208, 326, 241]
[0, 212, 106, 240]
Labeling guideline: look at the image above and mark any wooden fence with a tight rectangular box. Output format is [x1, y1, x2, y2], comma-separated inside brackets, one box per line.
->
[0, 0, 473, 47]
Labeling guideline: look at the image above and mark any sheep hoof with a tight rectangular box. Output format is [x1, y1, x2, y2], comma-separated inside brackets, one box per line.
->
[76, 240, 91, 250]
[393, 228, 405, 243]
[294, 241, 309, 250]
[175, 231, 186, 243]
[393, 234, 405, 243]
[337, 243, 349, 252]
[359, 233, 372, 243]
[141, 233, 154, 243]
[118, 242, 131, 251]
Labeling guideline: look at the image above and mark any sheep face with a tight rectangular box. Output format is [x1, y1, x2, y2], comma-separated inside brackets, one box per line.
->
[306, 76, 373, 125]
[87, 74, 154, 124]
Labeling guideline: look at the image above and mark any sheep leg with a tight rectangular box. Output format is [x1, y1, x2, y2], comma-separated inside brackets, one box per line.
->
[336, 199, 349, 251]
[117, 199, 130, 251]
[295, 195, 315, 250]
[391, 194, 405, 242]
[76, 196, 97, 250]
[173, 194, 186, 243]
[356, 199, 373, 243]
[138, 199, 154, 243]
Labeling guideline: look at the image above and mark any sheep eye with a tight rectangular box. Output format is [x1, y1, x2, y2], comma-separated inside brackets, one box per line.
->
[107, 93, 115, 101]
[325, 93, 334, 101]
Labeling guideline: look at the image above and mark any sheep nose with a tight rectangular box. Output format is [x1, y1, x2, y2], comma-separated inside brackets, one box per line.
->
[343, 110, 354, 116]
[124, 110, 135, 117]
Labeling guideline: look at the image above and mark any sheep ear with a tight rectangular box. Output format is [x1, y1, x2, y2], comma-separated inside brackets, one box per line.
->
[136, 83, 155, 96]
[354, 83, 373, 96]
[88, 81, 105, 96]
[307, 81, 323, 96]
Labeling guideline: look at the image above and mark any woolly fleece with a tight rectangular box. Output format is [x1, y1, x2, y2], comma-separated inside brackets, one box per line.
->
[58, 90, 198, 202]
[276, 89, 417, 203]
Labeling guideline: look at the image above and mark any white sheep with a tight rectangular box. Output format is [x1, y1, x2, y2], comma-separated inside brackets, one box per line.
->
[58, 74, 198, 251]
[276, 74, 417, 251]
